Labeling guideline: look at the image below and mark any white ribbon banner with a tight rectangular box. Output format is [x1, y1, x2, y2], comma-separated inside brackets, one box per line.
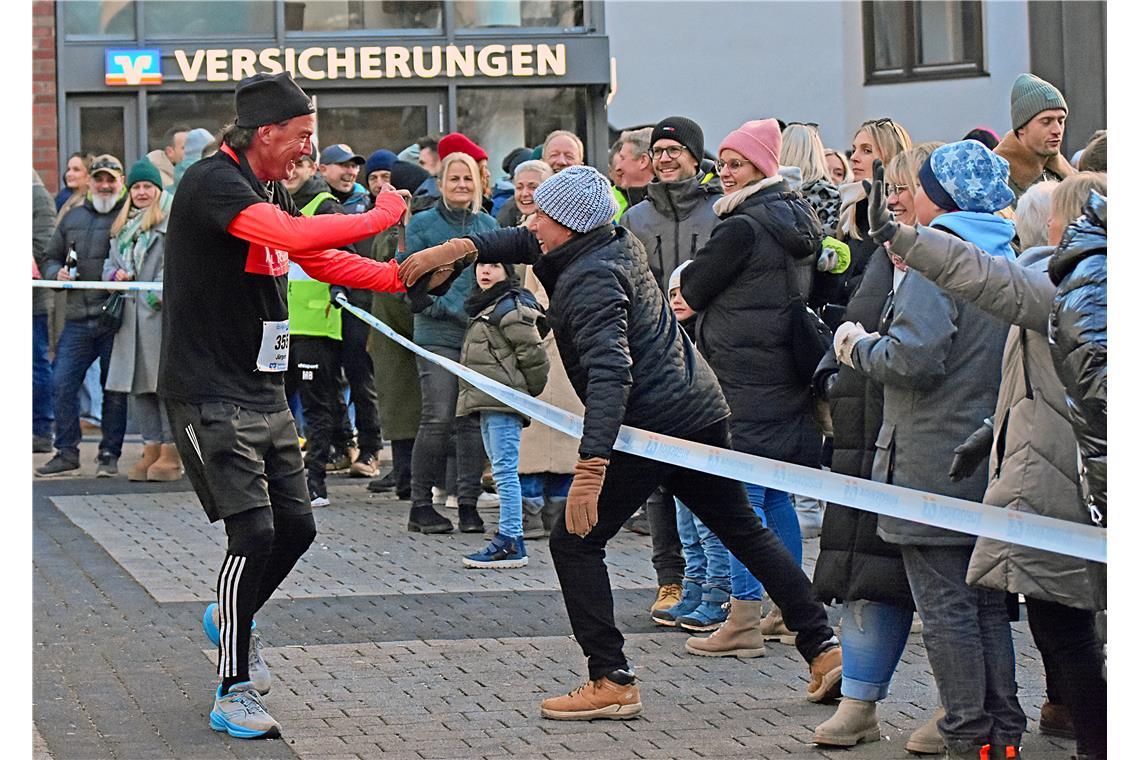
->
[32, 280, 162, 291]
[335, 294, 1106, 564]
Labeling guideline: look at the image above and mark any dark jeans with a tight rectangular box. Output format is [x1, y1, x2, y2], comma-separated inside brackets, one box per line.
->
[340, 315, 383, 453]
[550, 419, 837, 680]
[52, 318, 126, 458]
[1026, 597, 1106, 759]
[900, 544, 1025, 754]
[646, 485, 684, 586]
[33, 313, 54, 438]
[409, 346, 485, 509]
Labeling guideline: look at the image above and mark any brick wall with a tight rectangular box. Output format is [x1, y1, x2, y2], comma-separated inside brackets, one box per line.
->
[32, 1, 58, 195]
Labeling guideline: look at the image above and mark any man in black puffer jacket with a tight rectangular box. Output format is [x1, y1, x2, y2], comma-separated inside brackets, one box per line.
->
[1048, 190, 1107, 528]
[399, 165, 842, 721]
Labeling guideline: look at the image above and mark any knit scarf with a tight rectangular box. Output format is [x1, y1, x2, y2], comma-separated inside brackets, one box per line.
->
[464, 279, 515, 317]
[837, 180, 868, 241]
[712, 175, 783, 217]
[115, 191, 172, 277]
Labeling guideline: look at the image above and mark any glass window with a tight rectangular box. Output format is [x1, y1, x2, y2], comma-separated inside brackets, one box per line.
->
[454, 1, 583, 29]
[457, 87, 588, 183]
[315, 104, 432, 159]
[862, 0, 985, 84]
[79, 106, 126, 160]
[285, 1, 442, 32]
[62, 0, 135, 37]
[146, 93, 232, 153]
[143, 1, 274, 38]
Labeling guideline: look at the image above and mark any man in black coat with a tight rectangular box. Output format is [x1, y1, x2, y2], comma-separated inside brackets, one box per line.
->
[399, 164, 843, 720]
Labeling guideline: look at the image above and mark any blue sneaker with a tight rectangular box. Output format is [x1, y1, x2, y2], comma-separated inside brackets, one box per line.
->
[677, 587, 730, 632]
[203, 602, 256, 648]
[209, 682, 281, 739]
[462, 533, 528, 569]
[651, 579, 702, 627]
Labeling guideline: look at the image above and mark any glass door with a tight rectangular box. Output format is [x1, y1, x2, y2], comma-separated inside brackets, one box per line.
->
[66, 95, 139, 166]
[312, 91, 446, 159]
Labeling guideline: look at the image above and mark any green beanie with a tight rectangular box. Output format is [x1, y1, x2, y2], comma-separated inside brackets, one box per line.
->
[1010, 73, 1068, 131]
[126, 158, 163, 189]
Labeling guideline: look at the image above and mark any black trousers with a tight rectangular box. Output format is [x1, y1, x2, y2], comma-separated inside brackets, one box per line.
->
[287, 336, 342, 478]
[549, 418, 837, 680]
[646, 485, 684, 586]
[1025, 597, 1106, 758]
[338, 315, 383, 453]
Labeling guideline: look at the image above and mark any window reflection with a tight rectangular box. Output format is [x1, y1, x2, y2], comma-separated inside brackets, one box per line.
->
[146, 93, 231, 152]
[285, 1, 442, 32]
[62, 0, 135, 37]
[144, 1, 274, 37]
[454, 0, 583, 28]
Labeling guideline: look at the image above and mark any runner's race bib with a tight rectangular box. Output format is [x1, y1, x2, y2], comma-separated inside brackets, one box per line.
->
[256, 319, 290, 372]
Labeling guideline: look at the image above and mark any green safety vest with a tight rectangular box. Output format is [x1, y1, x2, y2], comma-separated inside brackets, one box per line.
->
[287, 191, 342, 340]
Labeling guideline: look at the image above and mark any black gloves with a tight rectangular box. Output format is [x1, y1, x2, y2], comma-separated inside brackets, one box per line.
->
[862, 159, 898, 246]
[329, 285, 349, 309]
[948, 422, 995, 482]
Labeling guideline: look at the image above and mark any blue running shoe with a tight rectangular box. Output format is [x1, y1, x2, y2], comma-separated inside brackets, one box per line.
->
[462, 533, 528, 569]
[203, 602, 255, 648]
[209, 682, 280, 739]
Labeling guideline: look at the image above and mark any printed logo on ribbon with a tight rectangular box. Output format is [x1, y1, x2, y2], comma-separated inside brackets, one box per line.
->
[105, 49, 163, 86]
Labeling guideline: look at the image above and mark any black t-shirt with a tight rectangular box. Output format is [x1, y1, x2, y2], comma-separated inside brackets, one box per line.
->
[157, 149, 299, 412]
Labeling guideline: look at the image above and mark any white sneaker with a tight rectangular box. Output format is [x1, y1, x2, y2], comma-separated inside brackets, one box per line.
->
[431, 486, 446, 507]
[445, 494, 458, 510]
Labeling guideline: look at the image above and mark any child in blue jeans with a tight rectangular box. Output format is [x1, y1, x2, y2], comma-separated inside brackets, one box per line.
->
[651, 261, 731, 630]
[457, 262, 549, 568]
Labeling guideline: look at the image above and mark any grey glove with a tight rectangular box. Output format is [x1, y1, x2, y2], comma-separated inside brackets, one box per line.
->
[862, 159, 898, 246]
[948, 422, 995, 482]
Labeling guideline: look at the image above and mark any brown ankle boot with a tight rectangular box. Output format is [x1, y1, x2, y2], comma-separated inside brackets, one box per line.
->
[759, 604, 796, 644]
[147, 443, 182, 481]
[128, 443, 161, 481]
[540, 676, 642, 720]
[807, 645, 843, 702]
[684, 597, 766, 657]
[904, 706, 946, 754]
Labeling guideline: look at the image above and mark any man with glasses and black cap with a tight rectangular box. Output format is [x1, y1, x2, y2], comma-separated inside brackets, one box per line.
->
[158, 71, 412, 739]
[36, 153, 130, 479]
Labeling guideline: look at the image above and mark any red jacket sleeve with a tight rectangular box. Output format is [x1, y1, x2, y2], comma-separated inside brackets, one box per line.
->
[291, 248, 406, 293]
[226, 192, 407, 252]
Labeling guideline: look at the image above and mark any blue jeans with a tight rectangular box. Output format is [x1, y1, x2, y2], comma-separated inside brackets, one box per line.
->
[33, 313, 54, 438]
[520, 472, 573, 505]
[480, 411, 524, 539]
[79, 360, 103, 424]
[839, 600, 912, 701]
[729, 484, 800, 600]
[675, 498, 730, 592]
[901, 544, 1025, 754]
[52, 319, 127, 458]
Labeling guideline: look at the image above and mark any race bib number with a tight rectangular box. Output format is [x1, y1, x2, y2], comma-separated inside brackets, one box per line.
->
[256, 320, 290, 372]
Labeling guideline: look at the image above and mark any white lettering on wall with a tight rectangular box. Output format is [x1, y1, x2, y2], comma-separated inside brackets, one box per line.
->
[359, 47, 382, 78]
[232, 49, 258, 80]
[298, 48, 325, 80]
[537, 44, 566, 76]
[413, 46, 442, 78]
[387, 47, 412, 78]
[326, 47, 355, 79]
[173, 49, 205, 81]
[477, 44, 508, 77]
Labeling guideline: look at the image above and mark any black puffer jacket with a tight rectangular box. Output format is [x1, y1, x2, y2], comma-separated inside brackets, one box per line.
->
[810, 249, 914, 610]
[42, 193, 127, 322]
[680, 177, 822, 466]
[467, 225, 730, 459]
[1048, 192, 1107, 527]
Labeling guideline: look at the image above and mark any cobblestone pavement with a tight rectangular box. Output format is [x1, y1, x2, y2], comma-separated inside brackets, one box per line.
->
[34, 440, 1078, 759]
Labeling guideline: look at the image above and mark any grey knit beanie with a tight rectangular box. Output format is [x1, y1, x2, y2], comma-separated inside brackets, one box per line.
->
[1010, 73, 1067, 131]
[533, 165, 618, 233]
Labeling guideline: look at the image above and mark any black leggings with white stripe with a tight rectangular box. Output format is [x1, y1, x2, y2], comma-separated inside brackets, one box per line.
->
[217, 506, 316, 691]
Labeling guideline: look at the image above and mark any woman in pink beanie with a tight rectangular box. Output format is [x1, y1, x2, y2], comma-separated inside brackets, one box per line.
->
[717, 118, 782, 189]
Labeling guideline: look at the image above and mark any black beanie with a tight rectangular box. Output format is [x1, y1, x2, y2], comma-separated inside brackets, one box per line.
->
[389, 160, 431, 194]
[502, 147, 533, 177]
[651, 116, 705, 161]
[235, 72, 315, 128]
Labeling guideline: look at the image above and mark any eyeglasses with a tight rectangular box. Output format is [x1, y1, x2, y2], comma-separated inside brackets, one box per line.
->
[885, 183, 903, 196]
[650, 145, 687, 160]
[715, 158, 754, 173]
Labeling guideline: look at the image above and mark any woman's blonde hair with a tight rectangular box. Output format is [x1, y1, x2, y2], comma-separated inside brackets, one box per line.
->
[824, 149, 852, 184]
[439, 151, 483, 213]
[780, 124, 829, 186]
[513, 159, 553, 183]
[1014, 180, 1059, 249]
[110, 186, 168, 237]
[1051, 172, 1107, 231]
[854, 118, 913, 168]
[885, 141, 944, 197]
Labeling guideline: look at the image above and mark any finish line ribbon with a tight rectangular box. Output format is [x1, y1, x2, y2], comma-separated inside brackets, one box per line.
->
[32, 280, 162, 291]
[335, 294, 1106, 564]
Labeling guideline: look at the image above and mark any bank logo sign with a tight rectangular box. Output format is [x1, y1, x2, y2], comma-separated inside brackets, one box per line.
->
[105, 49, 162, 86]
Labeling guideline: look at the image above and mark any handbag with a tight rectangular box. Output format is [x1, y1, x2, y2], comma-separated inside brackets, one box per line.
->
[99, 291, 125, 332]
[788, 298, 832, 386]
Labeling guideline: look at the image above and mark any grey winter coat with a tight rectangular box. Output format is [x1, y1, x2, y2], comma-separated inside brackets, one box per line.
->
[32, 174, 55, 317]
[850, 269, 1007, 545]
[620, 174, 723, 294]
[102, 216, 168, 394]
[456, 288, 549, 422]
[895, 229, 1105, 610]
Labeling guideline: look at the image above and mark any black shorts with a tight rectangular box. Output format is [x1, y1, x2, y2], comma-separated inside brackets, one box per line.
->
[165, 399, 310, 522]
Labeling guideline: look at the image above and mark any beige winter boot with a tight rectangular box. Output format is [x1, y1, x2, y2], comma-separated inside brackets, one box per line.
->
[905, 706, 946, 754]
[812, 697, 881, 746]
[128, 443, 161, 482]
[759, 604, 797, 644]
[684, 597, 766, 657]
[147, 443, 183, 481]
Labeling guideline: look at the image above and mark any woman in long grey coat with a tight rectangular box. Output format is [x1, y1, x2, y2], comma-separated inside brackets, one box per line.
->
[103, 159, 180, 482]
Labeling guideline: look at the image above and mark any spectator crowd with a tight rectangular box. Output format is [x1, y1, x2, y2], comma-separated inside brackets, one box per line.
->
[31, 69, 1107, 760]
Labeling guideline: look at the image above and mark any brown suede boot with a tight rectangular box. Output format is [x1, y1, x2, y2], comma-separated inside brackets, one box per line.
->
[904, 706, 946, 754]
[759, 604, 797, 644]
[540, 676, 642, 720]
[807, 645, 843, 702]
[684, 597, 766, 657]
[146, 443, 183, 482]
[128, 443, 161, 482]
[812, 697, 881, 746]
